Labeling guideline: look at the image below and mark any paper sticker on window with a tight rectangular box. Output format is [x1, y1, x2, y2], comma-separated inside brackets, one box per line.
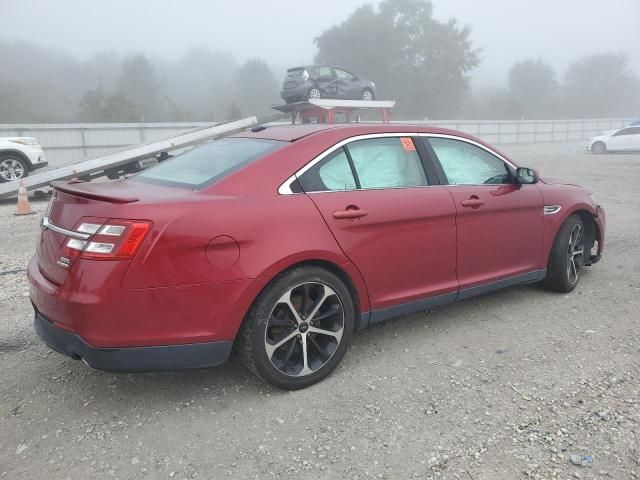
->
[400, 137, 416, 151]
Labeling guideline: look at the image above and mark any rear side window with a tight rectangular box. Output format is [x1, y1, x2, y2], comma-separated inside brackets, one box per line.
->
[347, 137, 428, 189]
[311, 66, 333, 77]
[134, 138, 285, 189]
[296, 137, 428, 192]
[298, 148, 356, 192]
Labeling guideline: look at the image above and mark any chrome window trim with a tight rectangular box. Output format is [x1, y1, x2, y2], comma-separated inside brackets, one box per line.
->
[278, 132, 518, 195]
[41, 216, 91, 240]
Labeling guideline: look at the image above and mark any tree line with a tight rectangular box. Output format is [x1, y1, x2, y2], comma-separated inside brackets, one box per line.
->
[0, 43, 279, 123]
[1, 0, 638, 123]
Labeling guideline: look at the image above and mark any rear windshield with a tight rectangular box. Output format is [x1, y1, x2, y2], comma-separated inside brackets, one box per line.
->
[287, 68, 305, 77]
[133, 138, 285, 189]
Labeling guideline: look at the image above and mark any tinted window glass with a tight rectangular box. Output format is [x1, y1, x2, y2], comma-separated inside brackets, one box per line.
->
[334, 68, 355, 80]
[134, 138, 284, 189]
[298, 148, 356, 192]
[311, 66, 333, 77]
[429, 138, 511, 185]
[614, 128, 632, 136]
[286, 68, 304, 77]
[347, 137, 428, 189]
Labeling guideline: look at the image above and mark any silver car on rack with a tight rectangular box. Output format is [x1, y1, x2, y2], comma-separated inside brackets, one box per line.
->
[280, 65, 377, 104]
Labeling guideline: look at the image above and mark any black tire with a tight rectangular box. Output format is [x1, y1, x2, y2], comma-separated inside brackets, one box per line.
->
[238, 266, 355, 390]
[543, 214, 586, 292]
[307, 87, 322, 100]
[591, 142, 606, 154]
[361, 88, 374, 101]
[0, 154, 29, 183]
[106, 168, 122, 180]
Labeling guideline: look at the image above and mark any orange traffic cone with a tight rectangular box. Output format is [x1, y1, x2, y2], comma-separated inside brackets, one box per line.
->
[15, 179, 34, 216]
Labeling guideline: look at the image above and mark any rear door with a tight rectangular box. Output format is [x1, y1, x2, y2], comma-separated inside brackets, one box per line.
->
[296, 135, 458, 313]
[310, 66, 337, 97]
[423, 136, 544, 292]
[627, 127, 640, 150]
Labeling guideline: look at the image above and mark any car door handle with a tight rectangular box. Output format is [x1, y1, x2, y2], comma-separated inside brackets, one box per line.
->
[461, 196, 485, 208]
[333, 209, 368, 220]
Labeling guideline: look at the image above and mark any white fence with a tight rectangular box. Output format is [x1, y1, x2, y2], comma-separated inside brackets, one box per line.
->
[0, 118, 633, 168]
[416, 118, 633, 145]
[0, 122, 216, 166]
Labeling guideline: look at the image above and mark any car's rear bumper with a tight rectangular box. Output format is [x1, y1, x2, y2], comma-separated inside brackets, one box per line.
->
[280, 84, 308, 102]
[27, 256, 255, 348]
[33, 308, 233, 372]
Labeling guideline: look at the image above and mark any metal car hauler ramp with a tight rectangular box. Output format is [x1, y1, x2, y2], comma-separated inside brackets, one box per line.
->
[0, 116, 259, 199]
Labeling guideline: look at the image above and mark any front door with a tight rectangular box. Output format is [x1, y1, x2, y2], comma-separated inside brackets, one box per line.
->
[424, 136, 545, 292]
[296, 136, 458, 312]
[608, 127, 635, 151]
[628, 127, 640, 150]
[333, 67, 359, 99]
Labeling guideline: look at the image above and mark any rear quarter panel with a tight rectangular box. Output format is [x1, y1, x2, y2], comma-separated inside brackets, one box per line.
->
[122, 192, 371, 337]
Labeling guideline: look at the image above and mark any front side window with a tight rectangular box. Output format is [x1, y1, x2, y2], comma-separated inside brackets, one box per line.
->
[347, 137, 428, 189]
[298, 148, 356, 192]
[428, 138, 512, 185]
[614, 128, 632, 136]
[334, 68, 355, 80]
[134, 138, 284, 189]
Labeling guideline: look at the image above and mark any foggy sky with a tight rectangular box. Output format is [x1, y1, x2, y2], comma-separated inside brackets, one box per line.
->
[1, 0, 639, 88]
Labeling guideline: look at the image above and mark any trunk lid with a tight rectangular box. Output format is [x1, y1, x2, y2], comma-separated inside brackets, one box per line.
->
[283, 68, 306, 89]
[36, 180, 179, 285]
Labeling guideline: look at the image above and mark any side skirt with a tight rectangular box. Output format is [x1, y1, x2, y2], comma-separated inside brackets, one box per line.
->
[358, 269, 546, 330]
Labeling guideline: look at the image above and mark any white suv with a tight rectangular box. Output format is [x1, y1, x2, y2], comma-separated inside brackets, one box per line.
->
[0, 137, 48, 182]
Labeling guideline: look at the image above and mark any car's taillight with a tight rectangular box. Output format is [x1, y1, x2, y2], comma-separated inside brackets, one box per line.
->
[62, 219, 152, 260]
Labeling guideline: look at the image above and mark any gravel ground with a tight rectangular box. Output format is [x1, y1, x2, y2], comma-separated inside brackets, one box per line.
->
[0, 141, 638, 480]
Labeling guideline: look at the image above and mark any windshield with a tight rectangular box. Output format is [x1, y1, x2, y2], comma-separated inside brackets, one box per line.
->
[133, 138, 285, 189]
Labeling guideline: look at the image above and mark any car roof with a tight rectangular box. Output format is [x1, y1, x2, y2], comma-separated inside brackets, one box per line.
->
[231, 124, 341, 142]
[230, 123, 517, 167]
[231, 123, 475, 142]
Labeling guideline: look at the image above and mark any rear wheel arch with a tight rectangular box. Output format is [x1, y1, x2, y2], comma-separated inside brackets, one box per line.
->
[236, 258, 366, 340]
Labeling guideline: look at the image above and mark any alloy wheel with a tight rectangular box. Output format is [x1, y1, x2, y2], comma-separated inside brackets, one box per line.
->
[308, 88, 321, 100]
[264, 282, 344, 377]
[0, 158, 25, 181]
[567, 223, 584, 285]
[362, 90, 373, 101]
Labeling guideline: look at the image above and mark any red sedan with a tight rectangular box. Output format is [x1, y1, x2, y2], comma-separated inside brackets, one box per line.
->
[29, 124, 605, 389]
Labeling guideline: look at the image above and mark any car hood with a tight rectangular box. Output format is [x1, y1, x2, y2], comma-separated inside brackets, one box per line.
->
[539, 176, 582, 188]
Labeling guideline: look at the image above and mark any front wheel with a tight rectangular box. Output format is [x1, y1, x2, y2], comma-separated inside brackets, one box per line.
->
[0, 155, 29, 183]
[543, 215, 586, 292]
[238, 266, 355, 390]
[591, 142, 606, 154]
[361, 88, 374, 101]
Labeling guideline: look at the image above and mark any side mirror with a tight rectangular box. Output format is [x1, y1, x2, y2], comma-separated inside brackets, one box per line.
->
[515, 167, 538, 185]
